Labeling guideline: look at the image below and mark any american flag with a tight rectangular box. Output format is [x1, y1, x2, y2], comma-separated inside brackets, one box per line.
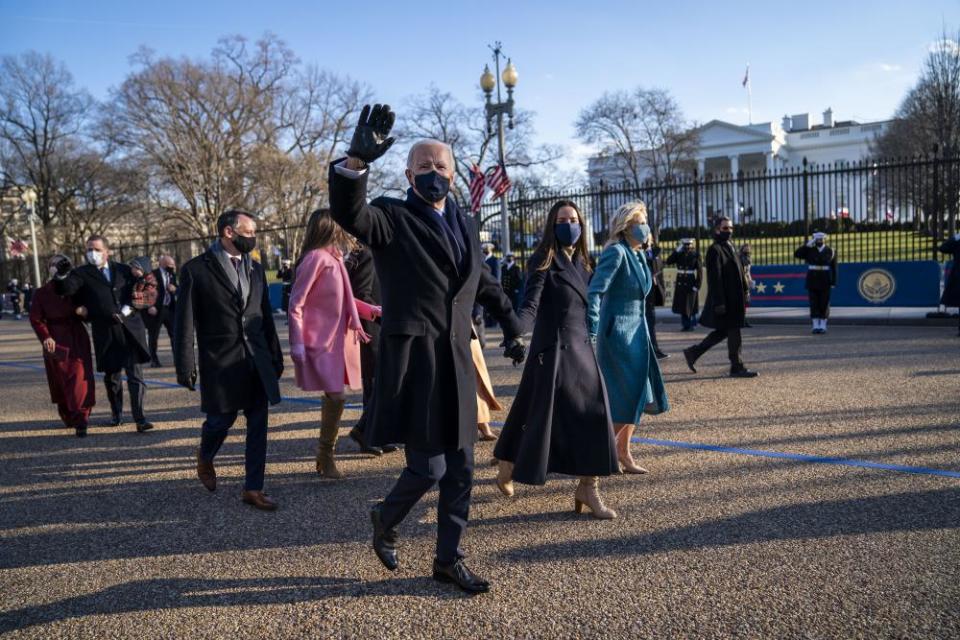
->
[487, 163, 512, 199]
[742, 65, 750, 88]
[8, 238, 28, 258]
[469, 163, 486, 213]
[885, 210, 895, 221]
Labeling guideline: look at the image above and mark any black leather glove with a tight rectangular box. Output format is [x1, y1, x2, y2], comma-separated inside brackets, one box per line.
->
[54, 258, 72, 276]
[346, 104, 396, 164]
[177, 369, 197, 391]
[501, 336, 526, 366]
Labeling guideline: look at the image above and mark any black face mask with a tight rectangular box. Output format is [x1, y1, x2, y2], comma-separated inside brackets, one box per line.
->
[413, 171, 450, 203]
[716, 231, 732, 243]
[164, 266, 176, 275]
[815, 241, 825, 247]
[232, 234, 257, 254]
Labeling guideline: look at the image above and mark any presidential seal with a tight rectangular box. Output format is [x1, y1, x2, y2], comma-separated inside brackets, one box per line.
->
[858, 268, 896, 304]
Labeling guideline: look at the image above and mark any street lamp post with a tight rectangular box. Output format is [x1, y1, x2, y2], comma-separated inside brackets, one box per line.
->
[20, 188, 41, 289]
[480, 42, 518, 255]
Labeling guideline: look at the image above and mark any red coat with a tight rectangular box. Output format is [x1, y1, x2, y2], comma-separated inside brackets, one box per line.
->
[29, 283, 96, 411]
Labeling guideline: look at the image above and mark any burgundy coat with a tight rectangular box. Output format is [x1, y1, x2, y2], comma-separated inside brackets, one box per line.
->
[29, 283, 96, 411]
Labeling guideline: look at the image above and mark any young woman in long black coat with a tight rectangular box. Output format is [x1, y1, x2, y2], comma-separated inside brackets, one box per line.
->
[492, 200, 619, 519]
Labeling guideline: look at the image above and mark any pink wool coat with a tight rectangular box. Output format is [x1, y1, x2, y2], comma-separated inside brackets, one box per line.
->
[288, 247, 376, 393]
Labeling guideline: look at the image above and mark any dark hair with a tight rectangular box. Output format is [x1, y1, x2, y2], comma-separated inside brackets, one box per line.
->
[714, 215, 732, 229]
[86, 234, 110, 248]
[533, 200, 592, 273]
[295, 209, 351, 269]
[217, 210, 256, 237]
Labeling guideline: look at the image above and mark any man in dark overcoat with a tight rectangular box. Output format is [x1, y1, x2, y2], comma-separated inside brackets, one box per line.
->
[794, 231, 838, 334]
[501, 254, 524, 311]
[57, 234, 153, 431]
[174, 211, 284, 511]
[682, 217, 758, 378]
[329, 104, 525, 593]
[940, 232, 960, 336]
[665, 238, 702, 330]
[146, 255, 178, 367]
[644, 241, 668, 359]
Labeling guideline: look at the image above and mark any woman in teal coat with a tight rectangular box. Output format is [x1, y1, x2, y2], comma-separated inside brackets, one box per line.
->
[587, 201, 669, 474]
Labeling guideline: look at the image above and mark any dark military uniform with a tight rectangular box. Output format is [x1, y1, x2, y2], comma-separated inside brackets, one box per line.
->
[794, 240, 838, 332]
[665, 243, 702, 330]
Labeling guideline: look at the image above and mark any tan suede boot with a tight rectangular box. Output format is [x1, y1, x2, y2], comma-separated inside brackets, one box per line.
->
[574, 477, 617, 519]
[496, 460, 515, 497]
[316, 397, 345, 479]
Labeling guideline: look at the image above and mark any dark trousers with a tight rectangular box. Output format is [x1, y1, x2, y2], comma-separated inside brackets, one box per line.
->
[380, 444, 475, 564]
[808, 288, 831, 319]
[691, 327, 744, 370]
[147, 307, 175, 362]
[104, 354, 146, 424]
[681, 313, 698, 330]
[645, 298, 661, 352]
[355, 336, 378, 438]
[199, 394, 269, 491]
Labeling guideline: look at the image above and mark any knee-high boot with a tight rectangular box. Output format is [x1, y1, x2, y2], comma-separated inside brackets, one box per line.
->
[317, 397, 345, 479]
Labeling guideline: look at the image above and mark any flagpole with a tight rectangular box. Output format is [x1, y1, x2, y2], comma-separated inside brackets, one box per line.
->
[746, 63, 753, 125]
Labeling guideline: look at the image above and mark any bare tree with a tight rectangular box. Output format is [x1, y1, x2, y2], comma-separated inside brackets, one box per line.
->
[576, 87, 699, 230]
[873, 28, 960, 234]
[104, 34, 298, 236]
[0, 51, 95, 233]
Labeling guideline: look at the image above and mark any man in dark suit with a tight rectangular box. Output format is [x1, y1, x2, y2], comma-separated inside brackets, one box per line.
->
[173, 210, 283, 511]
[57, 235, 153, 432]
[683, 217, 758, 378]
[644, 241, 668, 359]
[146, 255, 178, 367]
[174, 211, 284, 511]
[330, 104, 525, 593]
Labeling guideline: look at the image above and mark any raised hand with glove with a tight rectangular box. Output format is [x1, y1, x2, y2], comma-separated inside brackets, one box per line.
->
[177, 369, 197, 391]
[345, 104, 396, 168]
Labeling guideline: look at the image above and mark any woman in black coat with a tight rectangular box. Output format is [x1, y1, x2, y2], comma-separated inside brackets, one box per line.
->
[940, 233, 960, 336]
[493, 200, 619, 519]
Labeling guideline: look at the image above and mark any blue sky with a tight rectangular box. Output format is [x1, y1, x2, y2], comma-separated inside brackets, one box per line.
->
[2, 0, 958, 172]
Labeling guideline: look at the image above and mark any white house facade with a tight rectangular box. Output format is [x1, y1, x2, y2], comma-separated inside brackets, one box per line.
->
[587, 109, 891, 224]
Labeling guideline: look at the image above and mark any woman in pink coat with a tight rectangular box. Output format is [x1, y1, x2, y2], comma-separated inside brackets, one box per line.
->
[289, 209, 380, 479]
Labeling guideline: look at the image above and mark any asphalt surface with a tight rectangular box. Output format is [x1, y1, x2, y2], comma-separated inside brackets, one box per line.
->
[1, 317, 959, 639]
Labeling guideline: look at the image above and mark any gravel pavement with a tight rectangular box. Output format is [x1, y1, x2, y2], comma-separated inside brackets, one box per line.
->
[1, 318, 958, 639]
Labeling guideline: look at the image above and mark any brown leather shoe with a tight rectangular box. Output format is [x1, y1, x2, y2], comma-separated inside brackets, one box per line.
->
[196, 449, 216, 492]
[241, 490, 277, 511]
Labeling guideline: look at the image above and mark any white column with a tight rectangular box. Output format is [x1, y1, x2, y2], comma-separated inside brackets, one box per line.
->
[729, 155, 740, 222]
[697, 158, 706, 228]
[765, 152, 776, 221]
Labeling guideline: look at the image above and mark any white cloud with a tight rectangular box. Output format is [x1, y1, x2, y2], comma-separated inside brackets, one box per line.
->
[878, 63, 902, 72]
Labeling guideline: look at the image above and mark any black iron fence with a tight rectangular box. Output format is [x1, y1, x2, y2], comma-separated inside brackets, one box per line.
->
[478, 154, 960, 268]
[4, 155, 958, 291]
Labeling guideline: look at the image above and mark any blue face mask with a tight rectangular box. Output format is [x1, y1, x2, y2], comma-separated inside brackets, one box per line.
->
[554, 222, 582, 247]
[413, 170, 450, 203]
[631, 223, 651, 244]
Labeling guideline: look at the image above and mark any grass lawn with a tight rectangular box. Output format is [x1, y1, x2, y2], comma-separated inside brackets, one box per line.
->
[718, 230, 943, 265]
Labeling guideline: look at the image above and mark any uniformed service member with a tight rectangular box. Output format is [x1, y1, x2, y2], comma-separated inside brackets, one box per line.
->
[665, 238, 701, 331]
[794, 231, 838, 334]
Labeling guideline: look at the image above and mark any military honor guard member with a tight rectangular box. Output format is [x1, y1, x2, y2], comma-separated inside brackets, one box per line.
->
[794, 231, 838, 334]
[665, 238, 702, 331]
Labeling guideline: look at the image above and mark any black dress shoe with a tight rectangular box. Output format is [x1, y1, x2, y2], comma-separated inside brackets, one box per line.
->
[370, 503, 398, 571]
[730, 368, 759, 378]
[682, 347, 698, 373]
[432, 559, 490, 594]
[75, 426, 87, 438]
[655, 351, 670, 360]
[109, 415, 122, 427]
[349, 426, 383, 456]
[136, 421, 154, 433]
[381, 443, 403, 453]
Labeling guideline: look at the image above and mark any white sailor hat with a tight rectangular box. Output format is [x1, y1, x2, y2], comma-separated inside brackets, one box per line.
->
[813, 232, 827, 240]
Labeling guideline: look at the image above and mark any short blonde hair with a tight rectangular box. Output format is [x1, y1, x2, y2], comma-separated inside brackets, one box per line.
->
[605, 201, 648, 248]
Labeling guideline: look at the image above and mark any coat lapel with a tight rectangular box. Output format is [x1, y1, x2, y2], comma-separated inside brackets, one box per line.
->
[203, 252, 243, 308]
[552, 251, 588, 303]
[405, 206, 459, 272]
